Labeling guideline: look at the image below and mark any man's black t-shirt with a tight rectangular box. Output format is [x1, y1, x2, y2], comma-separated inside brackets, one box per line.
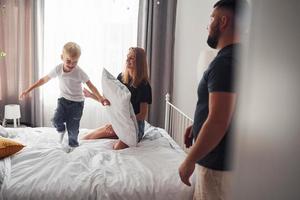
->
[192, 44, 237, 171]
[117, 73, 152, 115]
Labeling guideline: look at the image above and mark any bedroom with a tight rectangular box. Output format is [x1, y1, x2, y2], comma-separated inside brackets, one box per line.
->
[1, 0, 300, 199]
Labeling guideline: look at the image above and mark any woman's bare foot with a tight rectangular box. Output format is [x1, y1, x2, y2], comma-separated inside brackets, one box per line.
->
[113, 140, 129, 150]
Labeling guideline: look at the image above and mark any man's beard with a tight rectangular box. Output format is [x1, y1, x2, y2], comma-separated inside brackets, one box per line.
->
[207, 25, 221, 49]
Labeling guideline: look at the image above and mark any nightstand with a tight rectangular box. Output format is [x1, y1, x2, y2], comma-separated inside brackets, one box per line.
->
[2, 104, 21, 128]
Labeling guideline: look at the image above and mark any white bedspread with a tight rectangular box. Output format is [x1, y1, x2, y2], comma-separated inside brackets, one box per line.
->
[0, 123, 194, 200]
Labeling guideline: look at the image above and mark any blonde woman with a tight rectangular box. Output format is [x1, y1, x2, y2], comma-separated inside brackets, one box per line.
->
[83, 47, 152, 150]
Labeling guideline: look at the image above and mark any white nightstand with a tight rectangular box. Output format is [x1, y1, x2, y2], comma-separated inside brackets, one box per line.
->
[2, 104, 21, 128]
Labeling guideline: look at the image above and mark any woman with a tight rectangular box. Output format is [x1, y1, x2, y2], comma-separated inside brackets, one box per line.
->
[82, 47, 152, 150]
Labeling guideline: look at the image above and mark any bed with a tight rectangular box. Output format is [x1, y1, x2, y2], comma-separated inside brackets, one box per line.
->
[0, 94, 195, 200]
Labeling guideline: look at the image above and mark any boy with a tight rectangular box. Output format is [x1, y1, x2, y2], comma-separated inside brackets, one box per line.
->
[20, 42, 110, 152]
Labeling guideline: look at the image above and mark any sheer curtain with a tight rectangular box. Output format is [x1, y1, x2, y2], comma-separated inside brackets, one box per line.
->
[42, 0, 139, 128]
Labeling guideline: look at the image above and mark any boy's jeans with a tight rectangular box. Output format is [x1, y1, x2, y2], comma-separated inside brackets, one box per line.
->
[52, 97, 84, 147]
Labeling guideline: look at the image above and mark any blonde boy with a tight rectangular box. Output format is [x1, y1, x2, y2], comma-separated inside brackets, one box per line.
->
[20, 42, 109, 152]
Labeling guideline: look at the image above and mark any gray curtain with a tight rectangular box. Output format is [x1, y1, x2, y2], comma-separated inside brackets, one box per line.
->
[137, 0, 177, 128]
[0, 0, 43, 126]
[31, 0, 44, 126]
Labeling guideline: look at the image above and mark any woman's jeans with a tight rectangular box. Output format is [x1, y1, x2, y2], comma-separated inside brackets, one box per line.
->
[137, 120, 145, 142]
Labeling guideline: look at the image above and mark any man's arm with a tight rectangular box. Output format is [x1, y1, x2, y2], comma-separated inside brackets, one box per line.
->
[179, 92, 236, 186]
[20, 75, 51, 99]
[186, 92, 236, 163]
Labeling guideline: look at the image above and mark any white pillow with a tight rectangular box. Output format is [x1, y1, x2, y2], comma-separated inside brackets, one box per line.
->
[102, 68, 138, 146]
[0, 125, 9, 138]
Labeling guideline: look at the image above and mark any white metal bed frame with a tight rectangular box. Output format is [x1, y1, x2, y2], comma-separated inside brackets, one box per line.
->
[164, 93, 193, 153]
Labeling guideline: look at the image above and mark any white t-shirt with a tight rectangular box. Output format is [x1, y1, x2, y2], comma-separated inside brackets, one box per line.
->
[48, 64, 90, 102]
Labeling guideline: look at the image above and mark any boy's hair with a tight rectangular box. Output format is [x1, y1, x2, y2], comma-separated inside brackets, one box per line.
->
[63, 42, 81, 58]
[123, 47, 149, 87]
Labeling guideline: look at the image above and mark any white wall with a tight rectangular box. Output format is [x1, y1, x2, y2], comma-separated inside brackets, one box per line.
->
[173, 0, 215, 118]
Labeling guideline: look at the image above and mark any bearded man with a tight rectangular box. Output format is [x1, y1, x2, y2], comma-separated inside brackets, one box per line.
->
[178, 0, 248, 199]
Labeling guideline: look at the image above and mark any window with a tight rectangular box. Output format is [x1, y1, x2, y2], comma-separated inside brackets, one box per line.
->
[42, 0, 139, 128]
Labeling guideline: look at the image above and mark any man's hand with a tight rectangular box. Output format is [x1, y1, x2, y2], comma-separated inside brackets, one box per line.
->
[184, 125, 193, 148]
[178, 160, 195, 186]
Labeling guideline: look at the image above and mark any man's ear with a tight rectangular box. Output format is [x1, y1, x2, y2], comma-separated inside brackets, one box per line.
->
[61, 54, 63, 60]
[220, 15, 230, 31]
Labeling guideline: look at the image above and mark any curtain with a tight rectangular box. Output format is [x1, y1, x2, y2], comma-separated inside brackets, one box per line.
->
[31, 0, 44, 126]
[0, 0, 42, 126]
[137, 0, 177, 128]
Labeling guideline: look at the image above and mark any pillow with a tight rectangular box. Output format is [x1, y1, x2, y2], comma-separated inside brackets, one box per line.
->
[0, 125, 8, 138]
[102, 68, 138, 146]
[0, 137, 25, 159]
